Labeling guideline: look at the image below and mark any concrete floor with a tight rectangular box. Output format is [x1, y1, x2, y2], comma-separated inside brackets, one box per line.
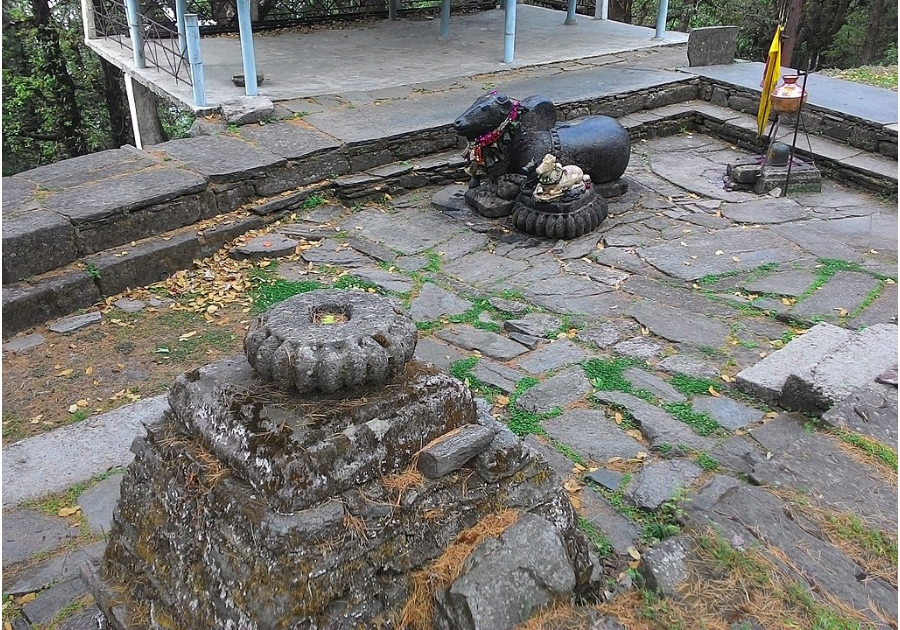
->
[88, 5, 687, 111]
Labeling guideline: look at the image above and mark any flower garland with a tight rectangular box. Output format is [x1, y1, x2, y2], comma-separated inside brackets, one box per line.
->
[463, 98, 521, 177]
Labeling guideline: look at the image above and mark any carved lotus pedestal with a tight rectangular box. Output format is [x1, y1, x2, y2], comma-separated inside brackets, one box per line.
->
[511, 185, 609, 239]
[85, 290, 593, 630]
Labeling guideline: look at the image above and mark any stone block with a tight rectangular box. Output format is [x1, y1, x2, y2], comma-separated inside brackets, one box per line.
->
[77, 473, 123, 534]
[687, 26, 739, 66]
[2, 272, 101, 338]
[735, 323, 853, 406]
[625, 460, 702, 510]
[221, 96, 275, 125]
[2, 333, 47, 355]
[410, 283, 472, 321]
[2, 509, 79, 565]
[417, 424, 498, 478]
[435, 326, 529, 361]
[158, 135, 285, 184]
[515, 367, 592, 414]
[639, 536, 691, 598]
[2, 209, 78, 283]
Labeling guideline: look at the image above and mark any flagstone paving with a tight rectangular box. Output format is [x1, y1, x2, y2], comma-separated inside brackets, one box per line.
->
[3, 133, 897, 628]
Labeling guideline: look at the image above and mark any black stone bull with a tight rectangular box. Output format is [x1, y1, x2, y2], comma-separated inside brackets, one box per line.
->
[453, 92, 630, 186]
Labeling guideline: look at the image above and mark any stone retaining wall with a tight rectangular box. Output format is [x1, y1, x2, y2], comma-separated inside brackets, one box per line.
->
[697, 79, 899, 159]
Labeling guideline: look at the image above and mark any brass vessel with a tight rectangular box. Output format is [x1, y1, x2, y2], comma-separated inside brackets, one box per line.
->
[771, 75, 808, 114]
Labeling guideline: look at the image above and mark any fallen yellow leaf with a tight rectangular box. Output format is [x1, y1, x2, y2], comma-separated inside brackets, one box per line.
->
[627, 546, 641, 560]
[57, 368, 74, 377]
[708, 386, 721, 397]
[614, 411, 623, 425]
[179, 331, 197, 341]
[68, 404, 79, 413]
[85, 366, 93, 375]
[18, 593, 37, 605]
[58, 506, 81, 517]
[76, 399, 89, 407]
[495, 395, 510, 407]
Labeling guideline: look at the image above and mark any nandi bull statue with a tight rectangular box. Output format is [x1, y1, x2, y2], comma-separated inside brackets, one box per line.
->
[452, 91, 628, 238]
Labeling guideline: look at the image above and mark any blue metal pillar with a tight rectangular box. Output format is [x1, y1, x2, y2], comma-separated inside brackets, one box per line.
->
[654, 0, 669, 39]
[503, 0, 516, 63]
[124, 0, 146, 68]
[184, 14, 206, 107]
[175, 0, 187, 55]
[565, 0, 576, 25]
[440, 0, 450, 38]
[237, 0, 258, 96]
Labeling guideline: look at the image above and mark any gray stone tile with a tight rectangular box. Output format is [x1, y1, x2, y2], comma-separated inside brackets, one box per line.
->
[434, 326, 529, 361]
[691, 396, 763, 431]
[2, 510, 78, 566]
[514, 368, 592, 414]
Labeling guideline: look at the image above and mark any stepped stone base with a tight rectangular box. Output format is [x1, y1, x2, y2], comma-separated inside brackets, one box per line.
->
[88, 355, 592, 630]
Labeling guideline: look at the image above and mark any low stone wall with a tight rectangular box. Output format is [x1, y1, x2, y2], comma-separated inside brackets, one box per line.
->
[697, 79, 898, 159]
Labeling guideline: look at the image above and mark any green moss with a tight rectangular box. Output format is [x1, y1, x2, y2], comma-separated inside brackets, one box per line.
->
[332, 275, 382, 292]
[578, 517, 613, 558]
[670, 374, 719, 397]
[448, 356, 501, 399]
[834, 430, 898, 470]
[695, 453, 720, 472]
[415, 320, 443, 335]
[506, 378, 560, 437]
[582, 357, 644, 393]
[661, 402, 722, 437]
[251, 279, 324, 311]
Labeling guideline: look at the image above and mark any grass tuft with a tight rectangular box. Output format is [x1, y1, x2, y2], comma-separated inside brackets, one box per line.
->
[661, 402, 722, 437]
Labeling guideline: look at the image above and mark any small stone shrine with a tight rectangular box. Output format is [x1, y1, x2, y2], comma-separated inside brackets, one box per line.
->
[451, 91, 630, 238]
[86, 289, 593, 629]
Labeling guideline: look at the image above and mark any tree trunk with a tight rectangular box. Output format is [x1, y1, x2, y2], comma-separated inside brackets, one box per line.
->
[31, 0, 88, 157]
[100, 58, 134, 147]
[860, 0, 884, 64]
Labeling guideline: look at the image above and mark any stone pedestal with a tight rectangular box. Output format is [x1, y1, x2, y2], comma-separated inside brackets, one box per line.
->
[511, 186, 608, 239]
[86, 291, 593, 630]
[725, 156, 822, 194]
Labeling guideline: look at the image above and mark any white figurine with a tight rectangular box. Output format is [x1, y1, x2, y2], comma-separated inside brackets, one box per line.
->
[533, 154, 589, 202]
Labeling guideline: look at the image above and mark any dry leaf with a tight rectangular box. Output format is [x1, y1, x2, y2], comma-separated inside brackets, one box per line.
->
[572, 463, 586, 473]
[781, 297, 792, 306]
[76, 399, 89, 407]
[835, 307, 848, 317]
[495, 395, 510, 407]
[714, 250, 724, 256]
[732, 256, 741, 262]
[627, 546, 641, 560]
[30, 414, 43, 424]
[18, 593, 37, 605]
[57, 368, 74, 377]
[640, 326, 650, 336]
[625, 429, 643, 440]
[607, 457, 622, 464]
[556, 332, 567, 339]
[569, 495, 582, 509]
[85, 366, 94, 375]
[720, 374, 734, 383]
[68, 404, 79, 413]
[636, 451, 648, 460]
[708, 386, 721, 397]
[614, 411, 623, 425]
[179, 331, 198, 341]
[563, 479, 582, 493]
[58, 506, 81, 517]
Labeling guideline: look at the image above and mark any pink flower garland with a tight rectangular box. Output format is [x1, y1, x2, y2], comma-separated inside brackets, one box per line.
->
[466, 99, 521, 168]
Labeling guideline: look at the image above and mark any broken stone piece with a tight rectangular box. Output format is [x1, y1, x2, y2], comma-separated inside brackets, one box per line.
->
[417, 423, 498, 479]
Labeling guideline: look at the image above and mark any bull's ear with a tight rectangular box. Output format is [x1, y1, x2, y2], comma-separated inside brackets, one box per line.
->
[496, 93, 509, 103]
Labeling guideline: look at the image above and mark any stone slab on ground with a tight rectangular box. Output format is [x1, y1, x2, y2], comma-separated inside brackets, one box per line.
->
[684, 476, 897, 627]
[613, 337, 666, 361]
[516, 340, 589, 375]
[300, 239, 372, 267]
[21, 574, 88, 627]
[624, 460, 703, 509]
[735, 323, 853, 406]
[3, 333, 47, 355]
[236, 120, 341, 161]
[719, 197, 809, 224]
[2, 395, 167, 507]
[435, 326, 529, 361]
[515, 368, 592, 414]
[414, 337, 468, 372]
[820, 383, 898, 445]
[742, 270, 817, 297]
[782, 323, 899, 411]
[637, 227, 805, 281]
[2, 510, 79, 566]
[691, 395, 764, 431]
[623, 368, 685, 403]
[157, 135, 285, 184]
[350, 266, 415, 294]
[409, 283, 472, 321]
[231, 234, 299, 259]
[639, 536, 691, 598]
[341, 207, 467, 256]
[471, 359, 527, 394]
[444, 251, 530, 287]
[655, 355, 720, 379]
[575, 322, 622, 349]
[48, 312, 102, 334]
[504, 313, 563, 338]
[790, 271, 882, 323]
[593, 390, 714, 452]
[749, 415, 897, 530]
[3, 541, 106, 596]
[76, 473, 124, 535]
[626, 300, 730, 348]
[850, 280, 898, 328]
[542, 410, 646, 462]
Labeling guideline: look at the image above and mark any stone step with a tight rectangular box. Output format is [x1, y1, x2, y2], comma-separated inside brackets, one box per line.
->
[735, 322, 899, 412]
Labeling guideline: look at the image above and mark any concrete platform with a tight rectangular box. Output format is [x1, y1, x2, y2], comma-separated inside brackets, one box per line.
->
[87, 5, 687, 110]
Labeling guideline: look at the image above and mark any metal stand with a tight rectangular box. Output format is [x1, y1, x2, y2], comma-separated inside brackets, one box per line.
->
[782, 69, 810, 196]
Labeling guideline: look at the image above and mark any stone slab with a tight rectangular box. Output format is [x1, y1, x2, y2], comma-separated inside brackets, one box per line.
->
[351, 267, 415, 294]
[625, 460, 703, 509]
[613, 337, 666, 361]
[413, 337, 468, 372]
[347, 236, 398, 263]
[782, 323, 899, 412]
[300, 239, 372, 267]
[850, 281, 898, 329]
[2, 395, 166, 507]
[687, 26, 738, 66]
[514, 367, 592, 414]
[444, 251, 530, 287]
[488, 298, 530, 317]
[516, 340, 589, 375]
[691, 396, 763, 431]
[12, 147, 159, 191]
[637, 227, 804, 281]
[820, 383, 898, 445]
[2, 208, 78, 283]
[735, 323, 853, 406]
[504, 314, 564, 338]
[77, 473, 124, 535]
[431, 185, 470, 213]
[626, 300, 730, 348]
[2, 510, 79, 566]
[3, 333, 47, 355]
[435, 326, 529, 361]
[231, 234, 299, 259]
[593, 390, 714, 452]
[410, 283, 472, 321]
[471, 359, 527, 394]
[769, 222, 865, 263]
[790, 271, 882, 323]
[742, 270, 817, 297]
[341, 207, 467, 255]
[21, 575, 87, 627]
[157, 135, 285, 184]
[719, 198, 808, 224]
[112, 298, 146, 313]
[236, 121, 341, 161]
[575, 322, 622, 349]
[542, 409, 645, 462]
[48, 311, 102, 334]
[623, 368, 685, 403]
[655, 355, 720, 379]
[3, 541, 105, 596]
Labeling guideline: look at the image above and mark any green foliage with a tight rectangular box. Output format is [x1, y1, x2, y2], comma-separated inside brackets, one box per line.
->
[582, 357, 643, 393]
[661, 402, 722, 437]
[822, 65, 899, 89]
[695, 453, 720, 472]
[332, 275, 381, 292]
[578, 517, 613, 557]
[834, 430, 898, 470]
[85, 263, 100, 280]
[670, 374, 719, 397]
[415, 320, 443, 334]
[447, 356, 501, 399]
[302, 193, 327, 209]
[506, 378, 561, 437]
[251, 279, 324, 311]
[551, 439, 586, 466]
[826, 513, 898, 564]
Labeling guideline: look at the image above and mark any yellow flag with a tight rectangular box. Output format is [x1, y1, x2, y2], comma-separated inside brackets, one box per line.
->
[757, 25, 783, 137]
